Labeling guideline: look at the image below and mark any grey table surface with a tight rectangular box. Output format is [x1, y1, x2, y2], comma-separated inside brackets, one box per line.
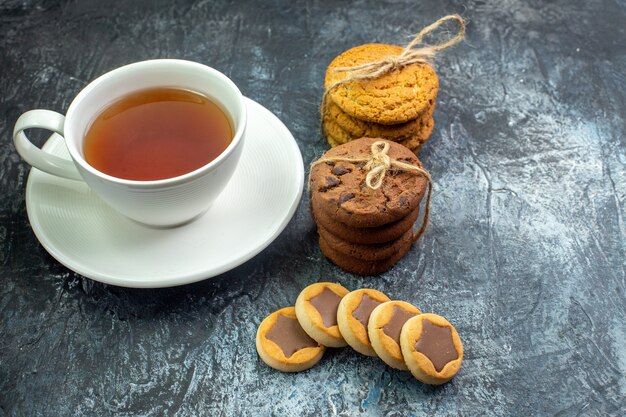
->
[1, 0, 625, 416]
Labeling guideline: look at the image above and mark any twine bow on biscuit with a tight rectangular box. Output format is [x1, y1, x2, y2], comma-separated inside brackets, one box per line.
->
[363, 141, 432, 190]
[321, 15, 466, 123]
[326, 14, 465, 91]
[310, 140, 433, 242]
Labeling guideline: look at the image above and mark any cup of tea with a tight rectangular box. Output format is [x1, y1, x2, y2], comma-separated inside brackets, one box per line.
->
[13, 59, 247, 227]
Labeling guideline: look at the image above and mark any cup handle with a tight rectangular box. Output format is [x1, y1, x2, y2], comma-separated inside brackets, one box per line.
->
[13, 109, 82, 181]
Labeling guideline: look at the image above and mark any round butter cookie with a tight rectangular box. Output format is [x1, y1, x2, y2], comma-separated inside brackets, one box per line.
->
[325, 43, 439, 125]
[368, 300, 421, 370]
[322, 109, 352, 146]
[256, 307, 325, 372]
[325, 133, 342, 148]
[397, 117, 435, 152]
[337, 289, 391, 356]
[323, 113, 433, 155]
[309, 138, 428, 228]
[295, 282, 350, 347]
[400, 313, 463, 384]
[328, 100, 434, 141]
[323, 107, 434, 147]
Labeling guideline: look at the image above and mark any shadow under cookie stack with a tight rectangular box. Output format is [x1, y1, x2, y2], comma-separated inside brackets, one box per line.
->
[322, 43, 439, 155]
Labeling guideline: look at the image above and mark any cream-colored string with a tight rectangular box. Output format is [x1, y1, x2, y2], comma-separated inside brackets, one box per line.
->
[320, 15, 465, 132]
[320, 14, 465, 127]
[326, 14, 465, 91]
[309, 141, 433, 242]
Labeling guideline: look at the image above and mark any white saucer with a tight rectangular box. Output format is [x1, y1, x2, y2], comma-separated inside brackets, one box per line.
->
[25, 97, 304, 288]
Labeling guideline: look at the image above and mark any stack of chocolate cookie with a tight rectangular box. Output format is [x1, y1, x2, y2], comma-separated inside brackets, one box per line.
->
[322, 43, 438, 154]
[309, 138, 429, 275]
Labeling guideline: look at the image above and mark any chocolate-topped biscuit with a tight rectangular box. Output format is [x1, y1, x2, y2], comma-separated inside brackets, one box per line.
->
[325, 44, 439, 125]
[256, 307, 325, 372]
[400, 313, 463, 384]
[318, 224, 413, 261]
[337, 289, 391, 356]
[295, 282, 350, 347]
[318, 234, 412, 276]
[266, 314, 318, 357]
[368, 300, 422, 370]
[309, 138, 428, 228]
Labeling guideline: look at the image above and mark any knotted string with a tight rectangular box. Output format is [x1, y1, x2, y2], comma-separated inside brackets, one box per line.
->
[320, 14, 465, 126]
[309, 141, 432, 242]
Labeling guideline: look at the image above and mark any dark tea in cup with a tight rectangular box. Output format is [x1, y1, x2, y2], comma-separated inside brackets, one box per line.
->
[14, 59, 247, 226]
[83, 87, 233, 181]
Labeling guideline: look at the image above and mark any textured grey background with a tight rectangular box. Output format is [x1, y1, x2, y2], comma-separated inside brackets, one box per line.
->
[1, 0, 625, 416]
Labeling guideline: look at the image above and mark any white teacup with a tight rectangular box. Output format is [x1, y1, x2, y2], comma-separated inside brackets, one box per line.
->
[13, 59, 247, 227]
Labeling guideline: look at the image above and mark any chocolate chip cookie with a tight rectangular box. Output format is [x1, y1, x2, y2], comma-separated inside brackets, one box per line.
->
[318, 233, 413, 276]
[309, 138, 428, 228]
[317, 224, 414, 261]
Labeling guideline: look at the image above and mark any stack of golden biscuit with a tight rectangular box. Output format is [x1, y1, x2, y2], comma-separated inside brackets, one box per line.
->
[322, 43, 439, 154]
